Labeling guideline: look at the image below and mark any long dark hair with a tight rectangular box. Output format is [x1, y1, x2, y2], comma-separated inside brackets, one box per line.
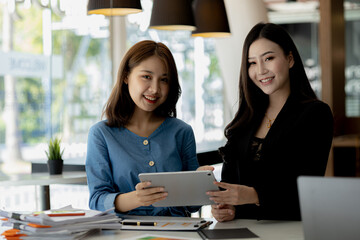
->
[102, 40, 181, 127]
[224, 22, 317, 140]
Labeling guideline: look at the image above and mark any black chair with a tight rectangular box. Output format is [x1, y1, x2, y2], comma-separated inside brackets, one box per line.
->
[196, 150, 223, 166]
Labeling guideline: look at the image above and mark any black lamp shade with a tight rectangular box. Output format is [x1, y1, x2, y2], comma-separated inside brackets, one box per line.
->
[87, 0, 142, 16]
[150, 0, 196, 31]
[192, 0, 231, 38]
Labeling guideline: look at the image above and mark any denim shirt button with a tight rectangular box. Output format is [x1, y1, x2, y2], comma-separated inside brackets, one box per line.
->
[149, 161, 155, 166]
[143, 139, 149, 145]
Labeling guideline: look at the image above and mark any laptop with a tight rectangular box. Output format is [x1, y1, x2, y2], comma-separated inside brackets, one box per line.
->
[297, 176, 360, 240]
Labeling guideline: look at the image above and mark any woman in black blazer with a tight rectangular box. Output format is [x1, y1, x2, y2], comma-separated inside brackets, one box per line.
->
[207, 23, 333, 221]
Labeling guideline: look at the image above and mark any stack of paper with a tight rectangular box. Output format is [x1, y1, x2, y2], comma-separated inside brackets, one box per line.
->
[0, 205, 121, 239]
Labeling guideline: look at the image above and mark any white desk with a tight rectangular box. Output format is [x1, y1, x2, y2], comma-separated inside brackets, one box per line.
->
[87, 218, 304, 240]
[0, 171, 87, 210]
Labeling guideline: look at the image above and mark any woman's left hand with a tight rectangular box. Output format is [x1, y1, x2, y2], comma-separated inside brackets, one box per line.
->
[207, 181, 259, 206]
[211, 204, 235, 222]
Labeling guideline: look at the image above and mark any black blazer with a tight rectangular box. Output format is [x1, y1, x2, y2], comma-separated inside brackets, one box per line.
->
[220, 94, 334, 220]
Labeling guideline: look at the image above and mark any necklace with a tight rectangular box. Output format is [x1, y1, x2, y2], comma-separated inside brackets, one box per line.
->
[265, 113, 275, 128]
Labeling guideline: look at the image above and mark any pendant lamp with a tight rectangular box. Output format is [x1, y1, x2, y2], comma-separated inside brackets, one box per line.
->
[149, 0, 196, 31]
[87, 0, 142, 16]
[192, 0, 231, 38]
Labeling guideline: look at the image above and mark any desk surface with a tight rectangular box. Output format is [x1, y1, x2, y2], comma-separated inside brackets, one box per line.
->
[87, 218, 304, 240]
[0, 171, 87, 186]
[333, 134, 360, 147]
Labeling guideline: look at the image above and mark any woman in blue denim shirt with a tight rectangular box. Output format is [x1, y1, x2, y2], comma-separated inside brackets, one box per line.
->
[86, 40, 204, 216]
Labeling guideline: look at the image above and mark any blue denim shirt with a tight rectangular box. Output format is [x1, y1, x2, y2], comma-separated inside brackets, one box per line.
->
[85, 117, 200, 216]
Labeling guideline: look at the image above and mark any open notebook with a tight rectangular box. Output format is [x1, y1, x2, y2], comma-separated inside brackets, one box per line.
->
[297, 176, 360, 240]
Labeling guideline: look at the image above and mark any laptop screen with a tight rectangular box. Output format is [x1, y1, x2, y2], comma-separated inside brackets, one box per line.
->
[297, 176, 360, 240]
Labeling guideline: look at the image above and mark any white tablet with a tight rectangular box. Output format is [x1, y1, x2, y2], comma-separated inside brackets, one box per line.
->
[138, 170, 219, 207]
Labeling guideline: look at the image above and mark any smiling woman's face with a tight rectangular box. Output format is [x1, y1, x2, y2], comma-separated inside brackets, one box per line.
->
[126, 55, 170, 114]
[247, 38, 294, 98]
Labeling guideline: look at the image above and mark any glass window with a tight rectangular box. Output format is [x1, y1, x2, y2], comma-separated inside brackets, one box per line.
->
[0, 0, 225, 170]
[345, 18, 360, 116]
[0, 0, 112, 167]
[280, 23, 320, 98]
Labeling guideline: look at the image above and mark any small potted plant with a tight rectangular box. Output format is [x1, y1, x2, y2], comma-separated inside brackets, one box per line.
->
[45, 137, 65, 175]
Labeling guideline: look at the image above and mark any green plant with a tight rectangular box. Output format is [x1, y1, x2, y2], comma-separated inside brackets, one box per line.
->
[45, 137, 64, 161]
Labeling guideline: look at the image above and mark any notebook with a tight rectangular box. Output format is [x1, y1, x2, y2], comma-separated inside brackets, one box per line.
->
[297, 176, 360, 240]
[197, 228, 260, 240]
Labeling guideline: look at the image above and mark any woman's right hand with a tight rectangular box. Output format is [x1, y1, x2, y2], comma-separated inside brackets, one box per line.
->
[134, 181, 168, 206]
[211, 204, 235, 222]
[197, 165, 215, 171]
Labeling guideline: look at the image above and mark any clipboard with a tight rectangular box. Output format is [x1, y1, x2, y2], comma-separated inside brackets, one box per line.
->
[138, 170, 219, 207]
[120, 217, 213, 231]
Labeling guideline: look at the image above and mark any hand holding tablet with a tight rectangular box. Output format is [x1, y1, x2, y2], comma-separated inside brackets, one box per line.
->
[138, 170, 219, 207]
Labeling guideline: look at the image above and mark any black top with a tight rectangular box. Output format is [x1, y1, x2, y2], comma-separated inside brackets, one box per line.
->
[219, 94, 334, 220]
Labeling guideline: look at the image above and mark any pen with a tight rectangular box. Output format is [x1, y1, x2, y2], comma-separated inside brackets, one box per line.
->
[121, 221, 157, 226]
[199, 221, 213, 229]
